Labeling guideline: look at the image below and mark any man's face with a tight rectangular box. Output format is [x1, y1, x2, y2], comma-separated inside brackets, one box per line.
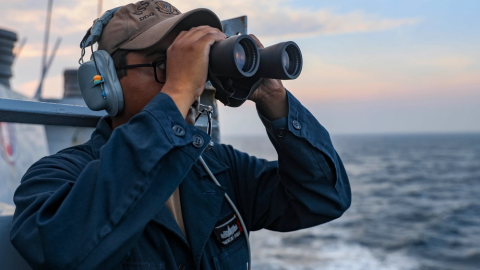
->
[117, 42, 200, 126]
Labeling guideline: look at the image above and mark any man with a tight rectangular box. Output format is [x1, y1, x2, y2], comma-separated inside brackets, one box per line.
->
[10, 1, 351, 269]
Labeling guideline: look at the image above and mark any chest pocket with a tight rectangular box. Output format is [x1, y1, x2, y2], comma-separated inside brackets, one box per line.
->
[212, 239, 249, 270]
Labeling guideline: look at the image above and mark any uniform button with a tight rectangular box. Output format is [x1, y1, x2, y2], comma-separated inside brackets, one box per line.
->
[292, 119, 301, 130]
[178, 264, 185, 270]
[192, 134, 204, 148]
[276, 128, 286, 138]
[172, 125, 185, 136]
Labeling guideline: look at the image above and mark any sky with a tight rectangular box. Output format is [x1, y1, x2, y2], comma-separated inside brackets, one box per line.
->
[0, 0, 479, 135]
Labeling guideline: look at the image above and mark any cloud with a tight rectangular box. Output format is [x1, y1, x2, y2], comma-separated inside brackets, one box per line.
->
[14, 74, 63, 99]
[16, 44, 79, 58]
[274, 47, 480, 104]
[245, 7, 419, 39]
[172, 0, 420, 39]
[413, 56, 474, 69]
[2, 0, 425, 102]
[4, 1, 97, 36]
[2, 0, 420, 42]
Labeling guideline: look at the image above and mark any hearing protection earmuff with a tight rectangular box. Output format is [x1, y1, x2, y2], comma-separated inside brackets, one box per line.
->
[78, 49, 124, 116]
[77, 7, 124, 116]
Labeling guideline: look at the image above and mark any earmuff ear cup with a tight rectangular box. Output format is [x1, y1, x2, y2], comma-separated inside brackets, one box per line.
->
[77, 50, 124, 116]
[78, 61, 108, 111]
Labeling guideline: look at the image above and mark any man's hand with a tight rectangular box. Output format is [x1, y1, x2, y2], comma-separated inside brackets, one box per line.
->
[161, 26, 226, 119]
[248, 34, 289, 121]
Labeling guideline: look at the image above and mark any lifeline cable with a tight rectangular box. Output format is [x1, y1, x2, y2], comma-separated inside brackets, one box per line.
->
[196, 106, 252, 270]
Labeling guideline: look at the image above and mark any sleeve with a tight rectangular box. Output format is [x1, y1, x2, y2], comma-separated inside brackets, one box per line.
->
[9, 93, 211, 270]
[217, 90, 351, 232]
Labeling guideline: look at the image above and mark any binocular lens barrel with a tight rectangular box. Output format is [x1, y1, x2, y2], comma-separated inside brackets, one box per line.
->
[285, 44, 302, 77]
[209, 35, 260, 78]
[209, 36, 303, 80]
[255, 41, 303, 80]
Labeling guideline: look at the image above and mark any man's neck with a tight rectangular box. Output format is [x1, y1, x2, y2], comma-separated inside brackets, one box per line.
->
[110, 113, 134, 130]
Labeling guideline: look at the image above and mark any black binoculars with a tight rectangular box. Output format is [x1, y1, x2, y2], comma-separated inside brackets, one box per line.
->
[209, 35, 302, 80]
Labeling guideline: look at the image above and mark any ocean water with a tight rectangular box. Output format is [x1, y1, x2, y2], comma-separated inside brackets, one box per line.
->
[222, 134, 480, 270]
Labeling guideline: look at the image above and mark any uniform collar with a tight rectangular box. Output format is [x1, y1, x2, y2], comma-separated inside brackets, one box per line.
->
[90, 116, 113, 159]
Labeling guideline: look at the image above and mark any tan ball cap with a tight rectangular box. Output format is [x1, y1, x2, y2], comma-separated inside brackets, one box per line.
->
[98, 1, 223, 54]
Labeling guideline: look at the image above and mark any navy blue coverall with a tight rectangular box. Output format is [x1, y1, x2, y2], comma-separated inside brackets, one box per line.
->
[10, 91, 351, 270]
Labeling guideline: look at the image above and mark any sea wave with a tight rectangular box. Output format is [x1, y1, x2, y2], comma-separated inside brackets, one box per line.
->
[224, 134, 480, 270]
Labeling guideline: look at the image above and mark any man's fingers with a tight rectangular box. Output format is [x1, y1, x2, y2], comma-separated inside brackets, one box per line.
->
[168, 27, 225, 56]
[197, 30, 226, 46]
[172, 26, 210, 44]
[189, 27, 225, 44]
[249, 34, 264, 49]
[182, 26, 224, 41]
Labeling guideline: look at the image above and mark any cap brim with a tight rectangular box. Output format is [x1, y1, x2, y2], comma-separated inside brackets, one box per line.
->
[119, 8, 223, 51]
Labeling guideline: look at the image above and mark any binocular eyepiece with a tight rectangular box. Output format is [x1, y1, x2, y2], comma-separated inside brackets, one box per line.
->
[209, 35, 303, 80]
